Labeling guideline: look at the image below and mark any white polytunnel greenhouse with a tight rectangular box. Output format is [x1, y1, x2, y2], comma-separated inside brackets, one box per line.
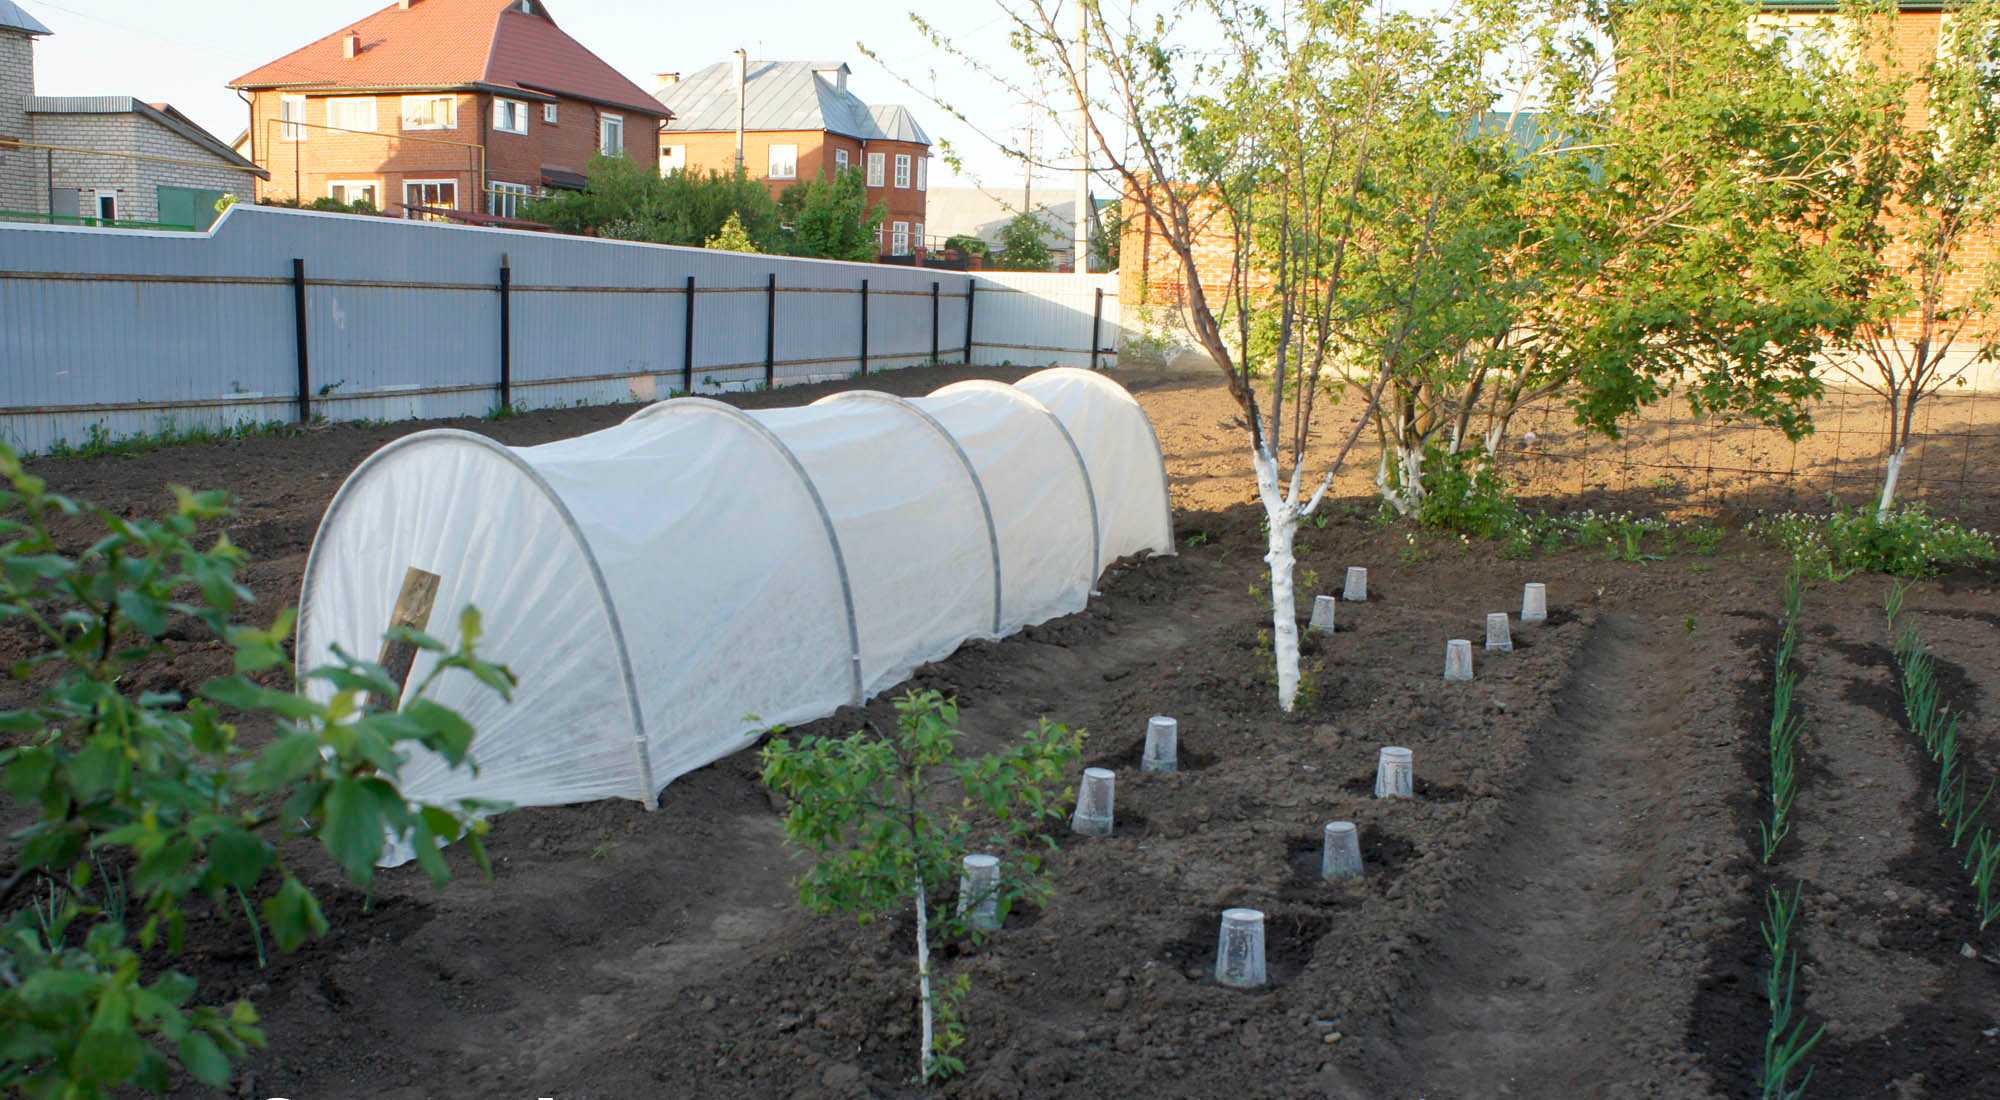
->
[295, 367, 1174, 848]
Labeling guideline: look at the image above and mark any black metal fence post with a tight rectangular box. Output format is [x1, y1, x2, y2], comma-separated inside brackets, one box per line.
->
[682, 275, 696, 394]
[498, 258, 513, 411]
[764, 273, 777, 388]
[930, 281, 940, 364]
[859, 278, 870, 377]
[963, 280, 975, 365]
[291, 258, 311, 423]
[1091, 287, 1105, 370]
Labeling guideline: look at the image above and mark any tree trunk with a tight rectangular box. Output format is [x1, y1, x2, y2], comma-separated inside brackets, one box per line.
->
[914, 877, 934, 1079]
[1252, 448, 1303, 713]
[1876, 446, 1906, 522]
[1376, 441, 1425, 516]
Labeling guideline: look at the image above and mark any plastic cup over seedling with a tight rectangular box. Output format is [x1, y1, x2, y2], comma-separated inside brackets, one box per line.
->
[1522, 582, 1548, 623]
[1375, 746, 1414, 799]
[1310, 595, 1338, 632]
[958, 854, 1002, 932]
[1444, 638, 1474, 680]
[1322, 821, 1364, 880]
[1071, 767, 1116, 836]
[1214, 908, 1268, 989]
[1142, 716, 1178, 773]
[1343, 566, 1369, 602]
[1485, 612, 1513, 652]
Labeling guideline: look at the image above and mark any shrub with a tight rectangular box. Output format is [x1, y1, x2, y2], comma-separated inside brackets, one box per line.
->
[0, 445, 510, 1096]
[1755, 505, 1997, 579]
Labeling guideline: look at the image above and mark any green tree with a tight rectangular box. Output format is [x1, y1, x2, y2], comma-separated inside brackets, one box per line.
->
[1815, 0, 2000, 517]
[760, 691, 1080, 1081]
[703, 211, 762, 253]
[522, 155, 780, 248]
[776, 167, 886, 261]
[991, 210, 1053, 271]
[0, 446, 510, 1096]
[942, 233, 990, 258]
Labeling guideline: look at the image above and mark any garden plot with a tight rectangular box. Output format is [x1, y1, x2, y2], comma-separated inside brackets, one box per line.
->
[8, 363, 2000, 1099]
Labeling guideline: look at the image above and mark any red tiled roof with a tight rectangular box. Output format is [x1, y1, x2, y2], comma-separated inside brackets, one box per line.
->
[230, 0, 667, 118]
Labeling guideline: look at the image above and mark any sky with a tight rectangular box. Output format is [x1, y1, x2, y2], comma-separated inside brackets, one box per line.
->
[21, 0, 1070, 192]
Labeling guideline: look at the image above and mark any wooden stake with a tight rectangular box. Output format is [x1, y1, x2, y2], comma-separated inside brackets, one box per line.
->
[375, 566, 441, 710]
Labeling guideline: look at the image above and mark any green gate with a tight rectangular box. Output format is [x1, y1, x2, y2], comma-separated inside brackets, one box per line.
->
[155, 185, 227, 230]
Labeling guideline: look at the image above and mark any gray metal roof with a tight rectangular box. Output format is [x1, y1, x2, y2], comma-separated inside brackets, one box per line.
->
[657, 60, 930, 145]
[0, 0, 51, 35]
[28, 96, 267, 177]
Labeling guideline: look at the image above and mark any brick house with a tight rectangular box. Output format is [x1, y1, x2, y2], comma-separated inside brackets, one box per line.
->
[654, 60, 931, 257]
[0, 1, 264, 227]
[231, 0, 668, 220]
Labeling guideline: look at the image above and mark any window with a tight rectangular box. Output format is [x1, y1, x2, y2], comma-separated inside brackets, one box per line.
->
[328, 181, 379, 208]
[488, 181, 535, 218]
[768, 143, 797, 179]
[875, 225, 884, 252]
[916, 157, 926, 192]
[891, 220, 910, 255]
[401, 94, 456, 130]
[835, 148, 849, 173]
[866, 152, 885, 187]
[403, 179, 458, 218]
[914, 222, 925, 251]
[326, 97, 376, 133]
[659, 144, 685, 175]
[280, 95, 306, 141]
[543, 102, 558, 124]
[894, 154, 911, 189]
[494, 98, 529, 135]
[598, 112, 624, 155]
[94, 191, 117, 222]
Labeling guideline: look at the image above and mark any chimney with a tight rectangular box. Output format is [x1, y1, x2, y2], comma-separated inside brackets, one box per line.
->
[343, 31, 361, 59]
[398, 0, 415, 9]
[654, 72, 680, 92]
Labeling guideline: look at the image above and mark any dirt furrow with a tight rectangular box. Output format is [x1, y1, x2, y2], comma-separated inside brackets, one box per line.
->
[1353, 613, 1739, 1100]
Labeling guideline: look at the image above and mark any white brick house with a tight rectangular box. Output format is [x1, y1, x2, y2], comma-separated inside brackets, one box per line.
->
[0, 1, 264, 227]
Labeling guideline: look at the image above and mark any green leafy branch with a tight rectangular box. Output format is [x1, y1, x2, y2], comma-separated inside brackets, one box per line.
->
[0, 444, 513, 1096]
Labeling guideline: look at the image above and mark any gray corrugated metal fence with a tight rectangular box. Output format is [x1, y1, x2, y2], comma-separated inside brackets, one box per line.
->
[0, 206, 1117, 454]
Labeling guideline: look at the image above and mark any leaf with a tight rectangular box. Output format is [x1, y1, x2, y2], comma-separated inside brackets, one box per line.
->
[403, 700, 476, 764]
[320, 777, 384, 882]
[113, 588, 169, 637]
[259, 875, 327, 954]
[246, 733, 325, 790]
[177, 1031, 233, 1086]
[205, 828, 270, 890]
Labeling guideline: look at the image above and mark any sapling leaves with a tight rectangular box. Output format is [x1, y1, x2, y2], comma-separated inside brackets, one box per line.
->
[761, 690, 1081, 1081]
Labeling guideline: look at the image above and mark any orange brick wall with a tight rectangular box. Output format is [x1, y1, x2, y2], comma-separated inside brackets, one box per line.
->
[247, 88, 659, 215]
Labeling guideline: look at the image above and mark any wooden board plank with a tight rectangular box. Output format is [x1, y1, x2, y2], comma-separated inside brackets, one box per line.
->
[374, 566, 441, 710]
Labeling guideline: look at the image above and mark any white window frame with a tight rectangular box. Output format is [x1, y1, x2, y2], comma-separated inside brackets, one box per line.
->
[866, 152, 885, 187]
[768, 143, 797, 179]
[917, 157, 926, 191]
[494, 98, 529, 135]
[403, 178, 459, 217]
[914, 222, 925, 251]
[875, 224, 884, 251]
[488, 181, 535, 218]
[660, 144, 685, 175]
[543, 101, 559, 124]
[598, 112, 624, 156]
[328, 180, 380, 207]
[401, 94, 457, 131]
[93, 190, 118, 222]
[280, 95, 307, 142]
[835, 148, 849, 173]
[891, 220, 910, 255]
[894, 153, 912, 189]
[325, 97, 376, 133]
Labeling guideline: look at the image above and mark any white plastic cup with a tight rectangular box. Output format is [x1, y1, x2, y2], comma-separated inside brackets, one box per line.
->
[1343, 566, 1369, 602]
[1309, 594, 1338, 632]
[1142, 716, 1178, 773]
[1485, 612, 1513, 652]
[1071, 767, 1116, 836]
[1214, 908, 1268, 989]
[1322, 821, 1364, 880]
[1444, 638, 1474, 680]
[1522, 582, 1548, 623]
[1375, 746, 1414, 799]
[958, 853, 1002, 932]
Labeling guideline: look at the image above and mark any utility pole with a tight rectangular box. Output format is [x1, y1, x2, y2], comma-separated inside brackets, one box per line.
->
[1072, 0, 1090, 273]
[734, 48, 747, 171]
[1023, 123, 1034, 213]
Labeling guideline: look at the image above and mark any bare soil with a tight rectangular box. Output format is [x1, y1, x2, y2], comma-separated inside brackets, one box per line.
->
[5, 363, 1999, 1099]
